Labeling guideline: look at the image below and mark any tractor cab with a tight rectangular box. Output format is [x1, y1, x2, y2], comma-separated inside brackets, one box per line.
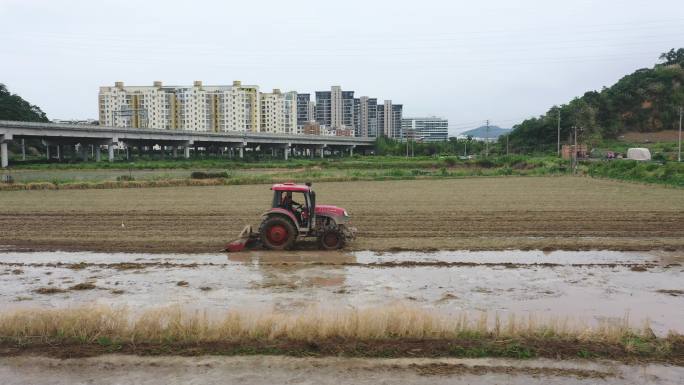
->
[270, 182, 315, 230]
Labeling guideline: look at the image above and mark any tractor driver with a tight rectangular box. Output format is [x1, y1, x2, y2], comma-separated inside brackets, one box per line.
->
[280, 192, 303, 218]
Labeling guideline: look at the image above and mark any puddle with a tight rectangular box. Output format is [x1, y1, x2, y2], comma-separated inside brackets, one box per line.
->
[0, 250, 682, 335]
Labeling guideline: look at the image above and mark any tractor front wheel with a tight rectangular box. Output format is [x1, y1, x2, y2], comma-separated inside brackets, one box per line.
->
[319, 229, 345, 250]
[260, 217, 296, 250]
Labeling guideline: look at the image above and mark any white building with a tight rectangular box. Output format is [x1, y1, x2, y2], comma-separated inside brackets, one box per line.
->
[98, 80, 260, 132]
[401, 117, 449, 142]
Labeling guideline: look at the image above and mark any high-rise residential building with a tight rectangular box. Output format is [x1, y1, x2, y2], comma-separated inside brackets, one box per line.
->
[401, 117, 449, 142]
[260, 89, 297, 134]
[357, 96, 378, 137]
[315, 91, 331, 128]
[296, 93, 313, 129]
[376, 100, 403, 139]
[316, 86, 356, 132]
[282, 91, 297, 134]
[98, 80, 260, 132]
[341, 90, 355, 130]
[330, 86, 343, 129]
[391, 104, 403, 139]
[377, 102, 385, 137]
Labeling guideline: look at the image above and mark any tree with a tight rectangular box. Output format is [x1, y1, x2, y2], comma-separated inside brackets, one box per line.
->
[0, 84, 49, 122]
[659, 48, 684, 66]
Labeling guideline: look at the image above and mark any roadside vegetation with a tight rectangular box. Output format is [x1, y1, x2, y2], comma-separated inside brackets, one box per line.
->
[0, 305, 681, 362]
[2, 153, 682, 190]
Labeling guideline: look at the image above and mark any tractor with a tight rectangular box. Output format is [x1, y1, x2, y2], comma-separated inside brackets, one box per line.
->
[225, 182, 356, 251]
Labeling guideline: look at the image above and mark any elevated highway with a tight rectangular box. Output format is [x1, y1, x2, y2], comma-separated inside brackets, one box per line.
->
[0, 120, 375, 167]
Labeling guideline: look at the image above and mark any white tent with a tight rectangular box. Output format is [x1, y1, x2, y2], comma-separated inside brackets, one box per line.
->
[626, 148, 651, 161]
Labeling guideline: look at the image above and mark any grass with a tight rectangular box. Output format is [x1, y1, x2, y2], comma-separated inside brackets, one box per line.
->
[587, 160, 684, 187]
[0, 305, 680, 361]
[0, 156, 573, 191]
[3, 154, 680, 190]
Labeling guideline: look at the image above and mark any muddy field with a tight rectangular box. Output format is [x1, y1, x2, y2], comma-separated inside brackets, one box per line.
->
[1, 177, 683, 253]
[2, 355, 682, 385]
[1, 249, 682, 335]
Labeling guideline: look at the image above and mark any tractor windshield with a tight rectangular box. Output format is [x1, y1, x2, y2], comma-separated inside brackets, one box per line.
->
[273, 190, 310, 227]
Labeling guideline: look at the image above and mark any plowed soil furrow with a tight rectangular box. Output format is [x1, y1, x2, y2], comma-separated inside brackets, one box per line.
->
[1, 177, 682, 253]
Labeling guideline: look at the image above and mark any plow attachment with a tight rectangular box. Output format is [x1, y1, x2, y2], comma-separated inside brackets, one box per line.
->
[224, 225, 260, 252]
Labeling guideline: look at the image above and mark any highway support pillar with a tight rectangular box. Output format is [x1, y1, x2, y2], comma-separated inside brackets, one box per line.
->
[172, 147, 178, 159]
[183, 140, 194, 159]
[108, 144, 115, 162]
[0, 134, 11, 168]
[80, 145, 88, 162]
[46, 144, 50, 160]
[349, 145, 355, 156]
[239, 146, 244, 159]
[0, 142, 7, 168]
[284, 143, 291, 160]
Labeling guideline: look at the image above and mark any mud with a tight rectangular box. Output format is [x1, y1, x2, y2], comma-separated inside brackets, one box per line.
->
[1, 355, 682, 385]
[1, 249, 682, 335]
[1, 178, 683, 253]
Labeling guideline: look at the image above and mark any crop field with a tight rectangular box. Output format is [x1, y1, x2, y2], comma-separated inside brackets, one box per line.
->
[1, 176, 683, 380]
[0, 176, 683, 253]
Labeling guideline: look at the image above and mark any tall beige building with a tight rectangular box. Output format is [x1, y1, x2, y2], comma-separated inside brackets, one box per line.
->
[98, 80, 260, 132]
[259, 89, 297, 134]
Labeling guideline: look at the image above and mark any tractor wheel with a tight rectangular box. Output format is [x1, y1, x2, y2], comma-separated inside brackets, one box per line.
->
[319, 229, 345, 250]
[260, 217, 296, 250]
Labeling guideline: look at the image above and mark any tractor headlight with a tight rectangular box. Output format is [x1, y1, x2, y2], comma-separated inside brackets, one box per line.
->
[343, 210, 349, 217]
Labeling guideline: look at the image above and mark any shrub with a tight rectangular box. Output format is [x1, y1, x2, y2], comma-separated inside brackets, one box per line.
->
[190, 171, 231, 179]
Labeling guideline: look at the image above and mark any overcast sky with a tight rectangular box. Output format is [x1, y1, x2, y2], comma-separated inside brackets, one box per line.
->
[2, 0, 683, 135]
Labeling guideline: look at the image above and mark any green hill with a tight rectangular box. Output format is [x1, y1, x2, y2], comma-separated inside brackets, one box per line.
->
[0, 84, 49, 122]
[507, 48, 684, 152]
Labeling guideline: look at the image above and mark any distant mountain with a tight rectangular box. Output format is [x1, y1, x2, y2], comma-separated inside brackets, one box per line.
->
[461, 125, 511, 139]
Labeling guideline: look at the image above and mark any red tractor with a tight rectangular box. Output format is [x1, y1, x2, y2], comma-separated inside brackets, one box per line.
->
[225, 182, 356, 251]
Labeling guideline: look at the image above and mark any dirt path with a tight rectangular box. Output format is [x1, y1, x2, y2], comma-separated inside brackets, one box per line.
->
[1, 177, 683, 253]
[1, 355, 681, 385]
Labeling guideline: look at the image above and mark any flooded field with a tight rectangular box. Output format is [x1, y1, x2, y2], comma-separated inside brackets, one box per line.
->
[1, 249, 682, 335]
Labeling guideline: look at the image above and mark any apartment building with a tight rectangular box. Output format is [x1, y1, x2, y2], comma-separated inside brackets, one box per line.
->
[315, 91, 332, 128]
[376, 100, 402, 139]
[357, 96, 378, 137]
[260, 89, 298, 134]
[315, 86, 355, 131]
[99, 81, 408, 138]
[98, 80, 260, 132]
[296, 93, 313, 129]
[401, 117, 449, 142]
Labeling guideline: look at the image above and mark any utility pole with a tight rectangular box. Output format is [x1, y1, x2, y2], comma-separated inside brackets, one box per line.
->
[557, 109, 561, 157]
[21, 139, 25, 161]
[485, 119, 489, 157]
[573, 125, 578, 175]
[464, 140, 467, 157]
[679, 106, 682, 162]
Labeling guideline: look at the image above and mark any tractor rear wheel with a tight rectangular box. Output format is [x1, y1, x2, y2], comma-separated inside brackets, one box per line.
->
[260, 216, 296, 250]
[319, 229, 345, 250]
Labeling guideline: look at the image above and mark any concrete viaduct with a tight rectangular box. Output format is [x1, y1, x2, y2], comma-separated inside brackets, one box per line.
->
[0, 120, 375, 168]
